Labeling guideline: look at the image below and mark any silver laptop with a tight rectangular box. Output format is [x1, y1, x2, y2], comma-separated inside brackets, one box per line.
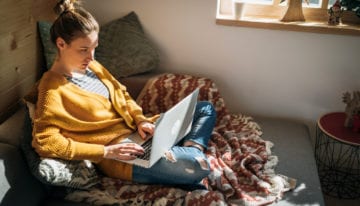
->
[119, 88, 199, 168]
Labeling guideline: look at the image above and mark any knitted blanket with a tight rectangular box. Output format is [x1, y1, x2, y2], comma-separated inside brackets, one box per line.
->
[65, 73, 295, 205]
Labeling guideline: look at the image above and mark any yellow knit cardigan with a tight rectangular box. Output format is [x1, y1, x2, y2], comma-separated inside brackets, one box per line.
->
[32, 60, 156, 179]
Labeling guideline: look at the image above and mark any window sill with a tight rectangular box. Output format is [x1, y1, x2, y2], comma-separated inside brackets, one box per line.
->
[216, 15, 360, 36]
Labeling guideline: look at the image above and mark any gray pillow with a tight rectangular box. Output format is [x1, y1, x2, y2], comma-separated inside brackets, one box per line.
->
[20, 107, 99, 189]
[37, 21, 57, 70]
[96, 11, 159, 78]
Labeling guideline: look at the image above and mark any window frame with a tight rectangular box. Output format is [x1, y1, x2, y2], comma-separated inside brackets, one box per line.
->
[217, 0, 360, 36]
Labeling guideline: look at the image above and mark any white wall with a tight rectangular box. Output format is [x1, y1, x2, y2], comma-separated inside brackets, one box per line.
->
[84, 0, 360, 135]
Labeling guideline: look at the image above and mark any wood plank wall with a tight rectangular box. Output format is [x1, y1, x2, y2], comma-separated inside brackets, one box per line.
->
[0, 0, 57, 123]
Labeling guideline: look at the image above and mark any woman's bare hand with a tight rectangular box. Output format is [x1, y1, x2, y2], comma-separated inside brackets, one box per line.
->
[137, 121, 155, 139]
[104, 143, 144, 161]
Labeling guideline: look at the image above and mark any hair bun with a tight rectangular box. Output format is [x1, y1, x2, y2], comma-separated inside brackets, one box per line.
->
[54, 0, 77, 15]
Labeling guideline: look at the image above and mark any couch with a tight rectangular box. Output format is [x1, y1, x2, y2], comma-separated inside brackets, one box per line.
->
[1, 0, 325, 204]
[0, 71, 325, 206]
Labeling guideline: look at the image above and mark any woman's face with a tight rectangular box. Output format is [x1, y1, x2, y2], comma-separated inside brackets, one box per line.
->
[57, 31, 98, 72]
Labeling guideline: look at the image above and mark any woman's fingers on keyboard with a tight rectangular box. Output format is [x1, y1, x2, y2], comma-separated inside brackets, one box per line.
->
[121, 143, 144, 154]
[104, 143, 144, 160]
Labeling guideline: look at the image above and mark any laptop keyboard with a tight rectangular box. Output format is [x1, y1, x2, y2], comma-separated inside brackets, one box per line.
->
[137, 139, 152, 160]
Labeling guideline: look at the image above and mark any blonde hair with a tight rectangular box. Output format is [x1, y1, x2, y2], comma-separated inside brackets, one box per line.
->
[50, 0, 99, 45]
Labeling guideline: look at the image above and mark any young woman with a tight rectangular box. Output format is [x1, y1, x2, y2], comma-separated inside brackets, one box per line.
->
[32, 0, 216, 188]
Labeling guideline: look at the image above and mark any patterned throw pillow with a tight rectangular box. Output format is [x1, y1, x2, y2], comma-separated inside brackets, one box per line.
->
[37, 21, 57, 70]
[96, 11, 160, 78]
[20, 106, 99, 189]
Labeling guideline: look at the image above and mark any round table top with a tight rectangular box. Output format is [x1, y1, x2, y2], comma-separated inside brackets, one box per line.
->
[318, 112, 360, 146]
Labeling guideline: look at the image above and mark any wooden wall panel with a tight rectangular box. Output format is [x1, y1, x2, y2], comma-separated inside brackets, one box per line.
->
[0, 0, 57, 123]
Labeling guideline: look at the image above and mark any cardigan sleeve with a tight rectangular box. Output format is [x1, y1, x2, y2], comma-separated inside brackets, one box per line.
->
[32, 123, 105, 163]
[32, 76, 105, 163]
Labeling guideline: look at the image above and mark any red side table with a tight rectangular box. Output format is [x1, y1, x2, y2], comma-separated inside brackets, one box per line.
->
[315, 112, 360, 199]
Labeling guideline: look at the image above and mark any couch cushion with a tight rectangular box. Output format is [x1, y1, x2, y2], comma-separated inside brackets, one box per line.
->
[0, 107, 26, 147]
[38, 21, 57, 70]
[96, 11, 159, 78]
[255, 116, 325, 206]
[0, 143, 45, 206]
[119, 72, 162, 99]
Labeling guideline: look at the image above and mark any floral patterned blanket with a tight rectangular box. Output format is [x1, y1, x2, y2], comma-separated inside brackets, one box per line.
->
[65, 73, 295, 205]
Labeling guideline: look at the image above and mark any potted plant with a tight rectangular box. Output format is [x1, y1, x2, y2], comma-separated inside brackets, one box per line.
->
[340, 0, 360, 17]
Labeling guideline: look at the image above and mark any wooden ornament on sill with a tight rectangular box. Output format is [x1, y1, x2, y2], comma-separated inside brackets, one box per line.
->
[328, 0, 343, 25]
[281, 0, 305, 22]
[342, 91, 360, 128]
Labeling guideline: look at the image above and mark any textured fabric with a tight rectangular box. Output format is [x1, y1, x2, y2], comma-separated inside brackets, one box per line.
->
[21, 110, 100, 189]
[37, 21, 57, 70]
[95, 11, 159, 78]
[38, 159, 98, 188]
[32, 60, 157, 180]
[65, 73, 296, 205]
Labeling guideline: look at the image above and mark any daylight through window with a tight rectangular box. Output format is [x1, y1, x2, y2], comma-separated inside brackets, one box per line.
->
[217, 0, 360, 36]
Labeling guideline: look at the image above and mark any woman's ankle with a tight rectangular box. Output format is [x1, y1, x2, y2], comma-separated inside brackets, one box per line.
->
[183, 141, 204, 152]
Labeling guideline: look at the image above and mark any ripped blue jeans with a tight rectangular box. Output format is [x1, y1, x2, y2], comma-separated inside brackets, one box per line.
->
[132, 101, 216, 188]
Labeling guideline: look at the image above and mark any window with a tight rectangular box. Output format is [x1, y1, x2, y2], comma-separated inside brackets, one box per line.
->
[216, 0, 360, 36]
